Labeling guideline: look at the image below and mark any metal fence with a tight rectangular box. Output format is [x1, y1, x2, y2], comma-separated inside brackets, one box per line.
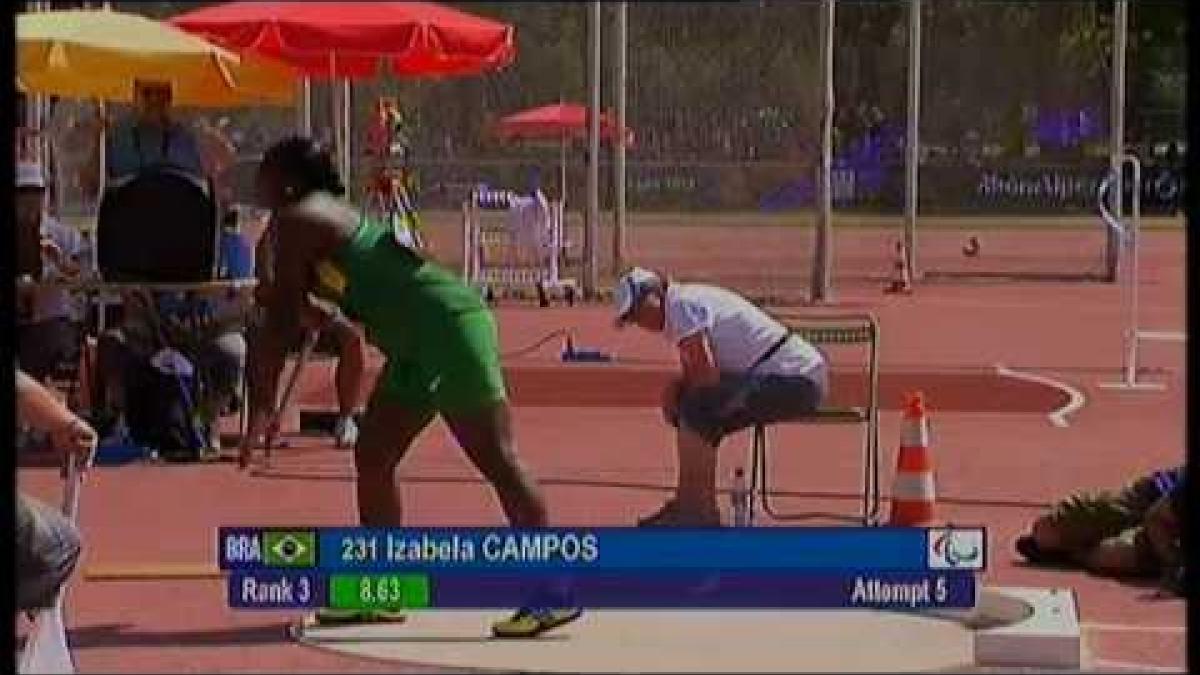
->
[29, 1, 1187, 299]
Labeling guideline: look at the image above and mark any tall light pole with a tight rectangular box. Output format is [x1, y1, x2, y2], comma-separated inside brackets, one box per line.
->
[1106, 0, 1128, 283]
[612, 2, 628, 276]
[584, 0, 602, 297]
[904, 0, 921, 279]
[810, 0, 836, 304]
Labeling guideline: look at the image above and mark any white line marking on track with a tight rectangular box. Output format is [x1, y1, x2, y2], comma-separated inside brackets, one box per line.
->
[1092, 659, 1183, 672]
[995, 363, 1086, 428]
[1082, 623, 1186, 634]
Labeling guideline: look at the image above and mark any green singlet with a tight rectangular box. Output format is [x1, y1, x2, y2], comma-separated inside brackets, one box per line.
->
[313, 217, 507, 414]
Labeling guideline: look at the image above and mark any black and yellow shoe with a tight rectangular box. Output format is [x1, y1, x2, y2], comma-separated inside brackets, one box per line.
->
[310, 608, 408, 627]
[491, 606, 583, 639]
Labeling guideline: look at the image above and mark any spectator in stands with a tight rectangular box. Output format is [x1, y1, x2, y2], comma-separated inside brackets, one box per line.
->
[194, 115, 238, 207]
[45, 98, 103, 215]
[103, 79, 205, 183]
[613, 267, 828, 526]
[16, 369, 95, 613]
[1016, 465, 1185, 596]
[15, 162, 84, 383]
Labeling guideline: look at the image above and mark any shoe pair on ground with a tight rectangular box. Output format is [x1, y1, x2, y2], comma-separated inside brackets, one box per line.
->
[312, 606, 584, 639]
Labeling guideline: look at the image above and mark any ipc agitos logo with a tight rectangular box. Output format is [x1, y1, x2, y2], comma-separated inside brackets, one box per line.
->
[927, 528, 984, 570]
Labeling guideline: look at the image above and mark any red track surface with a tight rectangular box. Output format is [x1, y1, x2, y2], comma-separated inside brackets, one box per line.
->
[16, 227, 1185, 672]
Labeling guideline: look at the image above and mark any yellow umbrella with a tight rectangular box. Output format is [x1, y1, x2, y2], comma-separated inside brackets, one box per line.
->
[18, 9, 296, 107]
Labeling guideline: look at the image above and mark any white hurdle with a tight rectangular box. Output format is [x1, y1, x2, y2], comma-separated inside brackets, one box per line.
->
[461, 185, 577, 305]
[1098, 153, 1186, 391]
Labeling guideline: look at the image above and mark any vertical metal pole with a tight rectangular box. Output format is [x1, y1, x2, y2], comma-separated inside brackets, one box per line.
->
[810, 0, 835, 304]
[1106, 0, 1128, 283]
[559, 135, 568, 209]
[612, 1, 628, 275]
[904, 0, 921, 279]
[584, 0, 602, 297]
[297, 78, 312, 135]
[342, 78, 352, 197]
[1124, 155, 1141, 385]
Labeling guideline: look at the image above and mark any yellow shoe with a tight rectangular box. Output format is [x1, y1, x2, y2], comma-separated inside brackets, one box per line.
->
[491, 607, 583, 639]
[312, 608, 408, 626]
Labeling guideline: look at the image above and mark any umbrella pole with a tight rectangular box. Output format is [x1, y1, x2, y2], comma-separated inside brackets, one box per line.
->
[297, 78, 312, 135]
[560, 136, 567, 209]
[342, 78, 352, 197]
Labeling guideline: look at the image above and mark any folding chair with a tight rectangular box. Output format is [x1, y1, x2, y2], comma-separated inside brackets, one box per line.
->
[746, 313, 882, 526]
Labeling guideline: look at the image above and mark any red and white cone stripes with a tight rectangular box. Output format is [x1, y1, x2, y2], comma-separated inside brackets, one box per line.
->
[889, 392, 936, 526]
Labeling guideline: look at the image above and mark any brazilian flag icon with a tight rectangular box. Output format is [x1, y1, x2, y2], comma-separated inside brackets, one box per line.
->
[263, 531, 316, 567]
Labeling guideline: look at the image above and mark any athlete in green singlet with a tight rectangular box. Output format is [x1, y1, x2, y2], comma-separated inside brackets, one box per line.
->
[242, 137, 579, 636]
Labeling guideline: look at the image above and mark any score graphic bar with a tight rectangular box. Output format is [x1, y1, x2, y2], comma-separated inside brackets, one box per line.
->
[218, 527, 988, 573]
[221, 527, 985, 611]
[226, 570, 977, 610]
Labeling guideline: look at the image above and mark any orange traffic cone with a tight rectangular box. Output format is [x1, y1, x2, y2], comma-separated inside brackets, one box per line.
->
[889, 392, 936, 526]
[884, 240, 913, 294]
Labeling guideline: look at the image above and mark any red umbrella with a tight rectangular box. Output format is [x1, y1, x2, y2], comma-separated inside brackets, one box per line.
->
[171, 2, 515, 193]
[495, 103, 633, 208]
[495, 102, 634, 146]
[170, 1, 515, 79]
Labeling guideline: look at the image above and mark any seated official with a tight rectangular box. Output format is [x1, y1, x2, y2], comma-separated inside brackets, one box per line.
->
[614, 267, 829, 526]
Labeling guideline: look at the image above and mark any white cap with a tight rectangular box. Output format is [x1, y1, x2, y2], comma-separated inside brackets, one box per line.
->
[16, 162, 46, 190]
[613, 267, 661, 326]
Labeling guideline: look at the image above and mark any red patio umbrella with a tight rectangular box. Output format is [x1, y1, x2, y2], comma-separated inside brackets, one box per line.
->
[170, 1, 515, 79]
[495, 102, 633, 145]
[171, 1, 515, 193]
[495, 102, 633, 207]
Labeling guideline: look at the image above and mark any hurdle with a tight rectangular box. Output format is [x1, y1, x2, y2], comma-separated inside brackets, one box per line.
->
[461, 186, 578, 305]
[1097, 154, 1186, 391]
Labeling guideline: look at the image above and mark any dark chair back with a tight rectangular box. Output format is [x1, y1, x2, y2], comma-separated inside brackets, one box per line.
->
[97, 167, 218, 282]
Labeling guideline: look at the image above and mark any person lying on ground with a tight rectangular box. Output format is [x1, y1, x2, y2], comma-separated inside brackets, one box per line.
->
[1016, 465, 1185, 595]
[16, 369, 96, 613]
[241, 136, 581, 636]
[614, 267, 829, 526]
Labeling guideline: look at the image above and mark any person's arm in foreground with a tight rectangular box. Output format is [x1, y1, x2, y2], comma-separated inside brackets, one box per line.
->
[16, 370, 97, 471]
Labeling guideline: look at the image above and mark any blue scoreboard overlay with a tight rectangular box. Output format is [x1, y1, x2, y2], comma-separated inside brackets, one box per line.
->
[221, 527, 986, 611]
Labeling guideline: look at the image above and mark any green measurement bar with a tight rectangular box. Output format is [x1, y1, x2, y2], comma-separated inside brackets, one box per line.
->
[328, 574, 431, 610]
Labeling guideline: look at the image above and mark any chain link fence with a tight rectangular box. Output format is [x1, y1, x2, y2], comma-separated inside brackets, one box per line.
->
[29, 1, 1186, 298]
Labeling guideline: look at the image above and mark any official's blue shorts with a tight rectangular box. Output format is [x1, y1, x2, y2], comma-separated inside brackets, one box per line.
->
[668, 364, 828, 445]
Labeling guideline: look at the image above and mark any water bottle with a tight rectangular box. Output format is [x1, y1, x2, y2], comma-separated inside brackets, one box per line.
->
[731, 467, 750, 527]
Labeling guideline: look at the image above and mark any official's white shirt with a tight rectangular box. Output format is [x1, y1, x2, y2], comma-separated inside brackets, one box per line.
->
[663, 283, 824, 377]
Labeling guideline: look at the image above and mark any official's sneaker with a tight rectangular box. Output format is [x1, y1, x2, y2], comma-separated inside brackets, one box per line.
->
[333, 415, 359, 449]
[637, 499, 722, 527]
[491, 606, 583, 639]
